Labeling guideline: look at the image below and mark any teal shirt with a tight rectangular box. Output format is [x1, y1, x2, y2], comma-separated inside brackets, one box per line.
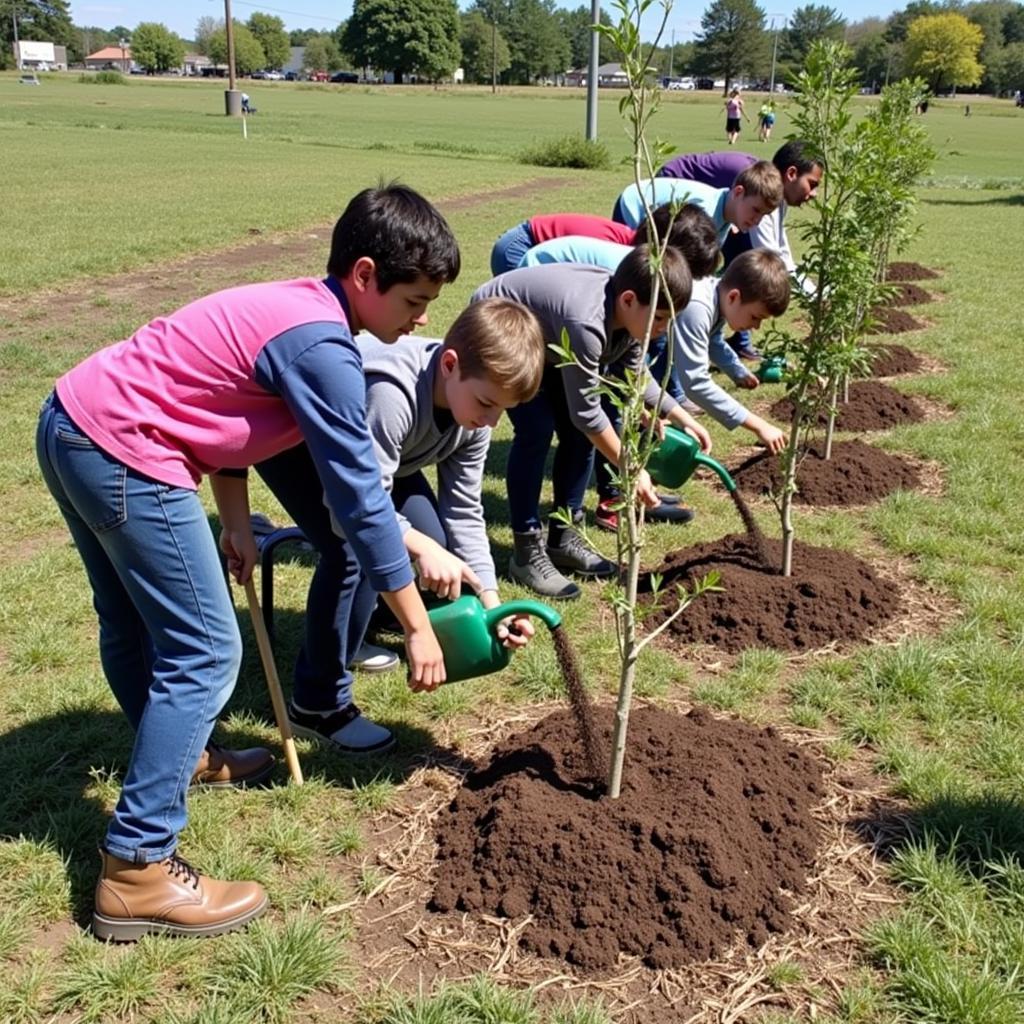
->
[615, 178, 733, 243]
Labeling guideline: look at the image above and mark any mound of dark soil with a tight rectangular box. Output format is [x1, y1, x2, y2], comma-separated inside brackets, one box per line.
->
[639, 534, 898, 652]
[431, 705, 822, 971]
[886, 262, 940, 282]
[885, 283, 933, 308]
[869, 306, 925, 334]
[868, 343, 925, 377]
[770, 380, 926, 432]
[732, 440, 922, 507]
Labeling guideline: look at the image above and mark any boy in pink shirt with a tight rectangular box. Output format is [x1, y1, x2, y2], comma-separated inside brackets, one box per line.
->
[37, 185, 459, 942]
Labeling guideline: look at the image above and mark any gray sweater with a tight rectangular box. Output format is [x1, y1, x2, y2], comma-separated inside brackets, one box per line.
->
[672, 276, 749, 430]
[359, 335, 497, 592]
[472, 264, 678, 435]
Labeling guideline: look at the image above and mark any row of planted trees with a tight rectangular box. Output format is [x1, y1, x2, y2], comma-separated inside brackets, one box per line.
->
[582, 11, 934, 794]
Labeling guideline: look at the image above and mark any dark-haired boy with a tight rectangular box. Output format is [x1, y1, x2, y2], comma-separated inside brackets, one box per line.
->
[38, 183, 460, 941]
[471, 245, 710, 600]
[252, 183, 464, 754]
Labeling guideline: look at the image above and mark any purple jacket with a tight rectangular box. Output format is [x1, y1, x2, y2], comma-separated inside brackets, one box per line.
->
[657, 150, 756, 188]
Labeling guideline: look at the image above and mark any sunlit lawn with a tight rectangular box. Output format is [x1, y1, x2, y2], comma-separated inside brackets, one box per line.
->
[1, 72, 1023, 1022]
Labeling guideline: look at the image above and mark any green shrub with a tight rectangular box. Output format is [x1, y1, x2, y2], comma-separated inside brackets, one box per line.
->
[81, 70, 127, 85]
[518, 134, 610, 170]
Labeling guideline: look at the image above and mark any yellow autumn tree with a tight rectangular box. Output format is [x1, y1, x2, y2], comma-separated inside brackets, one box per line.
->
[904, 13, 984, 94]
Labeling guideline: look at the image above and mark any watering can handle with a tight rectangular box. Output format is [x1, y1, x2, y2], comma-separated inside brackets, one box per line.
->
[484, 599, 563, 632]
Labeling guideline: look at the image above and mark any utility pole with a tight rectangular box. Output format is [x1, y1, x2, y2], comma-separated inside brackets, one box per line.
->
[12, 2, 21, 70]
[585, 0, 599, 139]
[768, 14, 785, 95]
[668, 28, 674, 80]
[491, 16, 497, 94]
[224, 0, 241, 114]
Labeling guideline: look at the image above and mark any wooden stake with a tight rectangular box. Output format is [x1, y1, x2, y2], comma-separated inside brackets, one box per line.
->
[242, 577, 303, 785]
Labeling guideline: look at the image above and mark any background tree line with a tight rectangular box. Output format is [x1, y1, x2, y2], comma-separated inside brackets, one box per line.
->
[2, 0, 1022, 94]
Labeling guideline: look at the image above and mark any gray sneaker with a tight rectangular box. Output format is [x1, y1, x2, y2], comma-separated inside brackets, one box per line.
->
[547, 528, 618, 578]
[509, 530, 580, 600]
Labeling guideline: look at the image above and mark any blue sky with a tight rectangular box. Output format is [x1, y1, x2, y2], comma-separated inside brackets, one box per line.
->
[71, 0, 905, 47]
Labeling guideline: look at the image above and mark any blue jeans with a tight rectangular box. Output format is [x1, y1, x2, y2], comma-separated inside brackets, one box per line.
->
[489, 221, 533, 276]
[36, 393, 240, 863]
[506, 365, 594, 533]
[255, 444, 376, 712]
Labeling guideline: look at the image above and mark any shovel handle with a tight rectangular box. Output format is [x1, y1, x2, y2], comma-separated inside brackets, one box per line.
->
[243, 577, 304, 785]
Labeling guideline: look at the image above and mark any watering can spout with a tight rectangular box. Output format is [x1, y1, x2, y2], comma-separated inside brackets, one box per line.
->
[695, 453, 737, 493]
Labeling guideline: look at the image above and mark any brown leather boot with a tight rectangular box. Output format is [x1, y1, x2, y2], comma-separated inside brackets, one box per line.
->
[93, 850, 268, 941]
[190, 742, 274, 789]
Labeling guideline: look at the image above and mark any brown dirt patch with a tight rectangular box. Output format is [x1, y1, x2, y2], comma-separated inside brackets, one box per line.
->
[430, 705, 823, 971]
[885, 283, 933, 307]
[885, 261, 941, 282]
[867, 343, 925, 377]
[770, 380, 926, 432]
[731, 440, 922, 507]
[342, 698, 927, 1022]
[868, 306, 926, 334]
[0, 176, 567, 341]
[639, 535, 900, 654]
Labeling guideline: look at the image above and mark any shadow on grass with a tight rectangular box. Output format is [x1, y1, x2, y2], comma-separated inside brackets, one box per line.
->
[922, 194, 1024, 207]
[855, 792, 1024, 870]
[0, 599, 464, 928]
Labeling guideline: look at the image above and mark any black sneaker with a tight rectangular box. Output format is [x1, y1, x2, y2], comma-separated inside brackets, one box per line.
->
[287, 702, 395, 755]
[546, 529, 618, 578]
[646, 502, 696, 525]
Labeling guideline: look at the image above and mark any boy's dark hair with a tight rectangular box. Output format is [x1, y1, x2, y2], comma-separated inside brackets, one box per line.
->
[772, 139, 824, 177]
[612, 244, 692, 313]
[327, 182, 460, 291]
[721, 249, 790, 316]
[632, 205, 721, 278]
[446, 298, 545, 404]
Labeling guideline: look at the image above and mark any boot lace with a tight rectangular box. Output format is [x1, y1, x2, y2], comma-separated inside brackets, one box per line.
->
[166, 854, 201, 889]
[525, 539, 563, 579]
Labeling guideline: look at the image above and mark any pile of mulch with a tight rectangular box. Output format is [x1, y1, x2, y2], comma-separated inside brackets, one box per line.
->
[886, 262, 940, 282]
[430, 705, 823, 971]
[770, 380, 926, 432]
[867, 343, 925, 377]
[638, 533, 898, 653]
[868, 306, 925, 334]
[884, 282, 933, 307]
[731, 440, 922, 507]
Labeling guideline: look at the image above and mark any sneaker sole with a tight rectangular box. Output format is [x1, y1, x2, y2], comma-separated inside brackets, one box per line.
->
[349, 656, 400, 674]
[93, 893, 268, 942]
[288, 720, 397, 756]
[189, 757, 276, 791]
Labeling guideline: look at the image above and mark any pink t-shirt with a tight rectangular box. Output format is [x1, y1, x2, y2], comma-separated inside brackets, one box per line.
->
[57, 278, 347, 490]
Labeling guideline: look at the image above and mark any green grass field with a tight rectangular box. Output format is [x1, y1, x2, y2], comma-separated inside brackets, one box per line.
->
[2, 72, 1024, 1023]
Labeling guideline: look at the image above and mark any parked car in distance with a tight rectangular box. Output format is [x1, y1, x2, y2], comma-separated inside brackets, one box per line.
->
[330, 70, 359, 83]
[263, 70, 284, 80]
[666, 77, 695, 90]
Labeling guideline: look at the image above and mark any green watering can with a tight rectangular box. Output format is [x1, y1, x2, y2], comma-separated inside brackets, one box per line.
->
[756, 355, 787, 384]
[426, 595, 563, 684]
[647, 426, 737, 493]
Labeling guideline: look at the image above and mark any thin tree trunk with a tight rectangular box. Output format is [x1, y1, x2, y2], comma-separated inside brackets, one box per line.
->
[607, 500, 642, 798]
[824, 376, 839, 461]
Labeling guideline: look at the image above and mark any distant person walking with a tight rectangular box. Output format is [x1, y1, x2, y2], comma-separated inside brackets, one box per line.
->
[724, 88, 748, 145]
[758, 99, 776, 142]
